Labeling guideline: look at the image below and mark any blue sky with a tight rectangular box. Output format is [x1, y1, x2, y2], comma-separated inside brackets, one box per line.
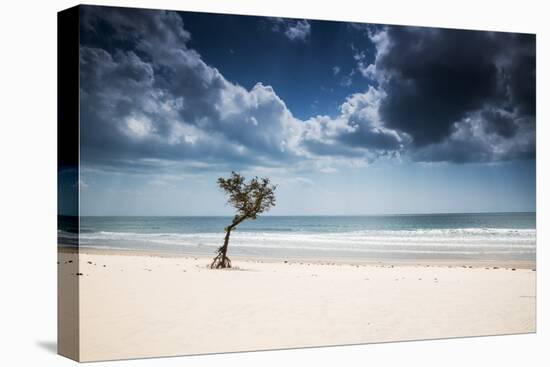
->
[76, 6, 536, 216]
[178, 13, 378, 119]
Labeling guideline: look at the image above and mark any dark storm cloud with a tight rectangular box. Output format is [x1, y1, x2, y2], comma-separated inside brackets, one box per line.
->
[366, 26, 535, 162]
[377, 28, 498, 145]
[481, 109, 518, 138]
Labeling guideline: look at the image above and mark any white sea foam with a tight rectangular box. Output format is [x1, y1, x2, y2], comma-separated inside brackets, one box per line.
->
[74, 228, 536, 260]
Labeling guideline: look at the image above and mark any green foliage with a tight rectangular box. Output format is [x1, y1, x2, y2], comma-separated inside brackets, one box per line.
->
[217, 171, 277, 223]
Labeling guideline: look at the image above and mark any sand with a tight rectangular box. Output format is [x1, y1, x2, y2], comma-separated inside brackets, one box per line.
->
[58, 250, 536, 362]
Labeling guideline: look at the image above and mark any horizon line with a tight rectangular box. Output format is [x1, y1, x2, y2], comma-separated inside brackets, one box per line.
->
[66, 211, 537, 218]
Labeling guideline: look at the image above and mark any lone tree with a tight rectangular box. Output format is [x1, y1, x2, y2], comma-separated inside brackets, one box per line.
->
[210, 172, 277, 269]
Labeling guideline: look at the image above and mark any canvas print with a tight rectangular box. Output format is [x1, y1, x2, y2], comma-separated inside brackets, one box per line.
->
[58, 5, 536, 362]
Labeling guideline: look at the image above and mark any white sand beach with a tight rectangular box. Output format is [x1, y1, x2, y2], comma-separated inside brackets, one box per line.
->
[58, 250, 536, 362]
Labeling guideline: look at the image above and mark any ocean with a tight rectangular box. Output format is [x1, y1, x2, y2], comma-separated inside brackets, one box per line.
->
[59, 213, 536, 262]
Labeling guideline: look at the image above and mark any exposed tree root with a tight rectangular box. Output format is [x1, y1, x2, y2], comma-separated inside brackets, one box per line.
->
[210, 246, 232, 269]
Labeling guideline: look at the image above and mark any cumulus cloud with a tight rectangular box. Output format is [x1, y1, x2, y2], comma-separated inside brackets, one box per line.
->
[80, 7, 310, 172]
[270, 18, 311, 41]
[300, 87, 405, 160]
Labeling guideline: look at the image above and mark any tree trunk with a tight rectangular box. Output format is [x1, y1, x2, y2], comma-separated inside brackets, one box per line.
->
[210, 216, 245, 269]
[217, 228, 233, 268]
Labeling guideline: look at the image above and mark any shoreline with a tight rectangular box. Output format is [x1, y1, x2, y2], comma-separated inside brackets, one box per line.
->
[59, 246, 536, 270]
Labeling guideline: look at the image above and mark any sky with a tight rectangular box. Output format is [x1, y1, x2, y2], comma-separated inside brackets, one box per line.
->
[76, 5, 536, 216]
